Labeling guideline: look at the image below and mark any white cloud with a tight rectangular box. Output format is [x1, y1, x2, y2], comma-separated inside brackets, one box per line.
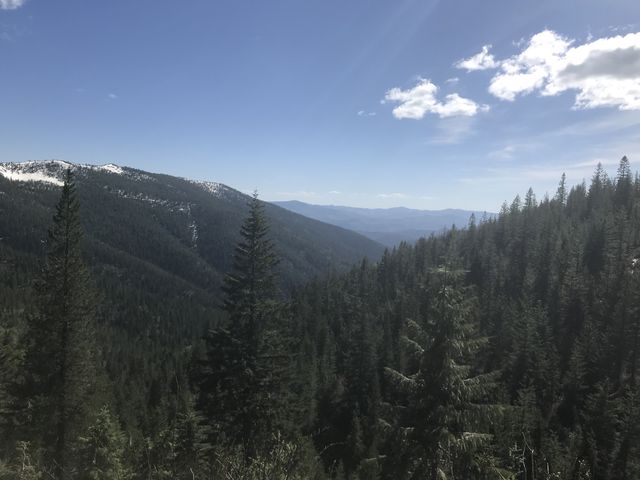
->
[487, 29, 640, 110]
[455, 45, 498, 71]
[0, 0, 26, 9]
[489, 30, 572, 101]
[328, 190, 341, 195]
[384, 78, 488, 119]
[108, 93, 118, 99]
[377, 192, 407, 199]
[438, 93, 488, 117]
[357, 110, 376, 117]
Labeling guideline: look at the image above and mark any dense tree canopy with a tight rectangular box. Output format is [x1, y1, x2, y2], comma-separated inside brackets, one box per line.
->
[1, 157, 640, 479]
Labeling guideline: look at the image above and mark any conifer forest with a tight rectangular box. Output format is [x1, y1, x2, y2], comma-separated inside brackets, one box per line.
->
[1, 156, 640, 479]
[4, 0, 640, 477]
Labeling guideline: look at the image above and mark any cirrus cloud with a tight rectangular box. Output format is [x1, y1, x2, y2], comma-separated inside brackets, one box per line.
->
[384, 78, 489, 119]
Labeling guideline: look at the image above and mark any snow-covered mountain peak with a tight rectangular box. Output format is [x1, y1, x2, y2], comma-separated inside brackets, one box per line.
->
[0, 160, 129, 186]
[0, 160, 68, 186]
[0, 160, 240, 203]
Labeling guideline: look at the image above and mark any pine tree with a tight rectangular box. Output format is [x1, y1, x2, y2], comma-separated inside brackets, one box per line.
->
[382, 276, 503, 479]
[588, 162, 611, 213]
[556, 173, 568, 205]
[21, 169, 98, 479]
[172, 404, 207, 478]
[524, 187, 537, 211]
[0, 321, 21, 453]
[615, 156, 633, 210]
[222, 191, 279, 351]
[77, 406, 131, 480]
[195, 192, 284, 458]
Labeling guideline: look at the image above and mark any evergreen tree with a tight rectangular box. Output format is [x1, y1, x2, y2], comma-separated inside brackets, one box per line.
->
[195, 192, 284, 459]
[382, 276, 503, 479]
[588, 162, 611, 212]
[77, 406, 130, 480]
[20, 169, 98, 479]
[615, 156, 633, 210]
[0, 322, 22, 456]
[172, 404, 207, 478]
[223, 191, 279, 348]
[556, 172, 568, 205]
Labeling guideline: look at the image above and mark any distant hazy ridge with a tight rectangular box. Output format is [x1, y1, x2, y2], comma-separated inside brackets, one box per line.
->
[274, 200, 491, 246]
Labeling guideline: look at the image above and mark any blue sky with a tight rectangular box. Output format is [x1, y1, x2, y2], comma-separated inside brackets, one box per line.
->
[1, 0, 639, 211]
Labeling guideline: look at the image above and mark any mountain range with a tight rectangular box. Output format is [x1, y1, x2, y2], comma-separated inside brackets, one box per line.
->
[274, 200, 490, 246]
[0, 161, 385, 336]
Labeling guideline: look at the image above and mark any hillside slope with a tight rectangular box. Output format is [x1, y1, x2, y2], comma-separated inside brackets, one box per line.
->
[1, 161, 384, 282]
[0, 160, 386, 428]
[0, 160, 384, 340]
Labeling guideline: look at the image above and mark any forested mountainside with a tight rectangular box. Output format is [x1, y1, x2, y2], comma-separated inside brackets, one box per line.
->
[286, 158, 640, 479]
[274, 200, 488, 246]
[1, 157, 639, 479]
[0, 160, 384, 477]
[0, 161, 385, 295]
[289, 157, 640, 479]
[0, 160, 384, 354]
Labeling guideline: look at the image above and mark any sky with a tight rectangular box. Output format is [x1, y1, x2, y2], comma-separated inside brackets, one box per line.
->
[1, 0, 640, 212]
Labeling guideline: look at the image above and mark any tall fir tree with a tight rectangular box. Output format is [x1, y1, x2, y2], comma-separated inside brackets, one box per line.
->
[222, 191, 279, 352]
[615, 156, 633, 210]
[195, 192, 284, 459]
[556, 172, 568, 205]
[21, 169, 98, 479]
[382, 275, 505, 479]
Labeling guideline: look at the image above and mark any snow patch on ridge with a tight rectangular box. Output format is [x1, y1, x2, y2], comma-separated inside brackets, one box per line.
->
[188, 180, 224, 197]
[0, 160, 129, 186]
[88, 163, 125, 175]
[0, 162, 65, 186]
[1, 161, 230, 207]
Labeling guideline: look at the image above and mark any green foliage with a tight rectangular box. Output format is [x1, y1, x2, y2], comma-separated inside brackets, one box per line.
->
[77, 406, 130, 480]
[381, 277, 503, 479]
[195, 192, 293, 458]
[0, 163, 384, 459]
[0, 442, 43, 480]
[19, 170, 99, 478]
[0, 322, 22, 453]
[212, 433, 321, 480]
[2, 157, 640, 478]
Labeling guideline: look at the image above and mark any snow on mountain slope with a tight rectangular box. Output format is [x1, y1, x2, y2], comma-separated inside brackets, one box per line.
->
[95, 163, 124, 175]
[0, 161, 231, 200]
[0, 163, 64, 186]
[1, 160, 386, 298]
[187, 179, 224, 197]
[0, 160, 129, 186]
